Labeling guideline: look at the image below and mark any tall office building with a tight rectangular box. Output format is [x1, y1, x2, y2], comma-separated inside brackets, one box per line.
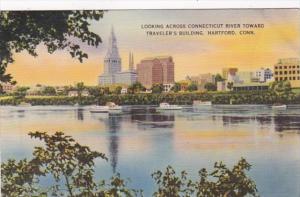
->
[274, 58, 300, 88]
[136, 56, 175, 88]
[98, 28, 136, 85]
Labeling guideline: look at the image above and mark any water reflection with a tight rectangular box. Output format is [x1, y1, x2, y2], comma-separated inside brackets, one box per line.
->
[76, 109, 84, 121]
[1, 105, 300, 197]
[274, 116, 300, 132]
[130, 108, 175, 129]
[104, 114, 122, 173]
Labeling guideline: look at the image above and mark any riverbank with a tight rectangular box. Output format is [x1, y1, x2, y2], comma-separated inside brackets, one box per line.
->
[0, 91, 299, 106]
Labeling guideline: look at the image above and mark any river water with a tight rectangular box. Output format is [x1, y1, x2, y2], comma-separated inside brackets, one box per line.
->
[1, 105, 300, 196]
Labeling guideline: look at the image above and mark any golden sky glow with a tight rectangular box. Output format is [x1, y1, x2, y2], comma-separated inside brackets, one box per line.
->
[7, 9, 300, 86]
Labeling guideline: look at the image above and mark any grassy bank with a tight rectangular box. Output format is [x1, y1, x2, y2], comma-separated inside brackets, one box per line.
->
[1, 91, 299, 106]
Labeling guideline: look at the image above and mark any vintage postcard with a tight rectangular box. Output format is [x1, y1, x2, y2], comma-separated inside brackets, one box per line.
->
[1, 9, 300, 197]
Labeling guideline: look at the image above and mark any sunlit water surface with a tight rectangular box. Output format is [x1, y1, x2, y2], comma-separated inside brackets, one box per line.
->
[1, 105, 300, 196]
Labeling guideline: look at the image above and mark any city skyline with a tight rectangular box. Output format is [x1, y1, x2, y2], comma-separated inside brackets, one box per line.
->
[6, 9, 300, 86]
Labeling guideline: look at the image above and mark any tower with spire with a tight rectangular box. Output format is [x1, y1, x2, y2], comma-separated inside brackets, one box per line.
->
[103, 27, 121, 75]
[99, 27, 137, 86]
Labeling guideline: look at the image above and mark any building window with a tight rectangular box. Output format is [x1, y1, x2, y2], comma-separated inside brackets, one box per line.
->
[275, 77, 278, 81]
[275, 71, 278, 75]
[279, 66, 282, 69]
[293, 77, 296, 80]
[280, 77, 283, 80]
[284, 71, 287, 74]
[284, 66, 287, 69]
[293, 71, 295, 74]
[275, 66, 278, 69]
[289, 77, 291, 80]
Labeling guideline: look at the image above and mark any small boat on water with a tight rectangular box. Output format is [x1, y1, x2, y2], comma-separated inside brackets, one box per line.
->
[272, 103, 287, 110]
[157, 103, 182, 110]
[90, 102, 122, 113]
[193, 100, 212, 106]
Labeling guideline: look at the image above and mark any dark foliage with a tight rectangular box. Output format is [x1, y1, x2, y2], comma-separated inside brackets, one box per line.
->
[0, 11, 104, 83]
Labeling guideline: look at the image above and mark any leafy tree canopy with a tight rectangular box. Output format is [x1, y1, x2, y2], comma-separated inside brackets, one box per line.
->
[187, 83, 198, 92]
[151, 83, 164, 94]
[128, 82, 146, 94]
[215, 73, 224, 83]
[171, 83, 181, 93]
[204, 82, 217, 91]
[0, 11, 104, 83]
[42, 86, 56, 96]
[1, 131, 259, 197]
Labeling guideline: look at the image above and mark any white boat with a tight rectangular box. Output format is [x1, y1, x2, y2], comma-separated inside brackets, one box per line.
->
[193, 100, 212, 106]
[90, 105, 110, 113]
[157, 103, 182, 110]
[106, 102, 122, 111]
[90, 102, 122, 113]
[272, 104, 287, 110]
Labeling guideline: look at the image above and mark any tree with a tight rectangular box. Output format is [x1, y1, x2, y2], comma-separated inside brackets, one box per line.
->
[1, 132, 140, 197]
[269, 81, 294, 103]
[87, 86, 104, 97]
[151, 83, 164, 94]
[0, 84, 3, 94]
[195, 158, 258, 197]
[1, 131, 259, 197]
[13, 87, 29, 99]
[114, 86, 122, 94]
[152, 166, 194, 197]
[152, 158, 258, 197]
[204, 82, 217, 91]
[187, 83, 198, 92]
[42, 86, 56, 96]
[215, 73, 224, 83]
[128, 82, 146, 94]
[171, 83, 181, 93]
[227, 82, 234, 91]
[0, 11, 104, 84]
[29, 131, 107, 197]
[75, 82, 85, 97]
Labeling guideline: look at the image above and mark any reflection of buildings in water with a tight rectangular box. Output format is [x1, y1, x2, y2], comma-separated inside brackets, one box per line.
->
[273, 115, 300, 132]
[76, 109, 84, 121]
[255, 116, 272, 125]
[131, 109, 175, 129]
[15, 110, 26, 118]
[222, 116, 254, 126]
[96, 107, 177, 172]
[106, 114, 122, 173]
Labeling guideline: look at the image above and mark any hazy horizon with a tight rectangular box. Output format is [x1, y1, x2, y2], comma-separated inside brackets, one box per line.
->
[7, 9, 300, 86]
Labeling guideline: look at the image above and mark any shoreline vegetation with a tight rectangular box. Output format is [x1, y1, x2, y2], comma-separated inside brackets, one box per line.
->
[1, 131, 259, 197]
[0, 91, 299, 106]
